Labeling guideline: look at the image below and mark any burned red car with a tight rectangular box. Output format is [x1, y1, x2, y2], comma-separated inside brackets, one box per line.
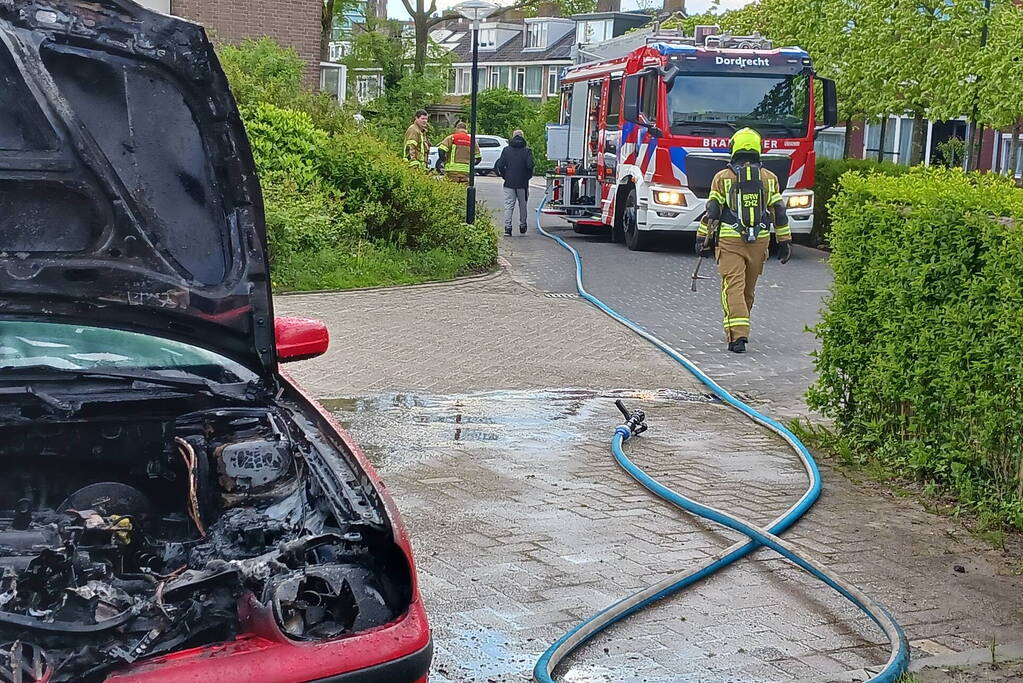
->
[0, 1, 430, 680]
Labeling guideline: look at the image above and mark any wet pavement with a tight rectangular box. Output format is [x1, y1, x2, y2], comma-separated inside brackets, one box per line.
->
[274, 190, 1023, 681]
[324, 389, 1022, 682]
[477, 176, 831, 418]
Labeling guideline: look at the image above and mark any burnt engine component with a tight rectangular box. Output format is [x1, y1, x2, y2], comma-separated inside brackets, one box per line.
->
[59, 482, 153, 518]
[0, 406, 411, 682]
[215, 438, 292, 493]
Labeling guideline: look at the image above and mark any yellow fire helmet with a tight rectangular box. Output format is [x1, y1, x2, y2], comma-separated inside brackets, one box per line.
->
[730, 127, 763, 157]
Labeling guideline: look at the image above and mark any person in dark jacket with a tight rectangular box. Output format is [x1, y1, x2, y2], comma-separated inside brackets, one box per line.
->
[494, 130, 534, 236]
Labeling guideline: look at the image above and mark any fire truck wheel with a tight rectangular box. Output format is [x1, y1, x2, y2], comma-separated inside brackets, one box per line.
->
[622, 187, 652, 251]
[611, 186, 628, 243]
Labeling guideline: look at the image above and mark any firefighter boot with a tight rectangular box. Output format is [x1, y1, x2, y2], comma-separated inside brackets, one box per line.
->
[728, 337, 748, 354]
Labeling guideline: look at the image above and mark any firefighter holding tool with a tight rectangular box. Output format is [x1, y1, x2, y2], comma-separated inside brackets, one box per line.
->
[695, 127, 792, 354]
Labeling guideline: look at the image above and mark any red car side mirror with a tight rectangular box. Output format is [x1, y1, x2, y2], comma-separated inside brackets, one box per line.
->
[275, 317, 329, 362]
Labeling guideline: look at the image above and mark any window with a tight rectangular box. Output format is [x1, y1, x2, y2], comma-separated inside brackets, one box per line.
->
[525, 66, 542, 97]
[666, 74, 810, 138]
[1000, 135, 1023, 177]
[865, 117, 898, 162]
[548, 68, 560, 96]
[641, 71, 658, 122]
[354, 74, 380, 103]
[897, 117, 914, 164]
[606, 77, 621, 126]
[319, 64, 346, 104]
[525, 22, 548, 49]
[478, 137, 502, 148]
[499, 66, 513, 89]
[490, 68, 500, 90]
[0, 321, 257, 383]
[478, 28, 496, 49]
[516, 67, 526, 93]
[576, 19, 612, 44]
[452, 67, 483, 95]
[814, 128, 845, 160]
[448, 68, 456, 94]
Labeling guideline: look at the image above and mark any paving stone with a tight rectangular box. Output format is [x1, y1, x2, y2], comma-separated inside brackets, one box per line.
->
[273, 185, 1022, 681]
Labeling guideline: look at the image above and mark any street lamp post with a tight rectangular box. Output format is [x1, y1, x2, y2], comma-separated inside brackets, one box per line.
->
[453, 0, 498, 224]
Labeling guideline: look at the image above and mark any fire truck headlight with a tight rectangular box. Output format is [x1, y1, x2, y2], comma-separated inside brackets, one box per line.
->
[654, 190, 686, 206]
[786, 193, 812, 209]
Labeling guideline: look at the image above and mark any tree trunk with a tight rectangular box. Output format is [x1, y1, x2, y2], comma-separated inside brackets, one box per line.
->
[414, 18, 428, 74]
[321, 0, 334, 62]
[909, 111, 926, 166]
[971, 123, 986, 171]
[842, 117, 853, 159]
[876, 117, 887, 162]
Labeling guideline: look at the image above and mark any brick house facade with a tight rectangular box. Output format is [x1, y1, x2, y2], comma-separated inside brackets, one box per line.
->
[167, 0, 323, 85]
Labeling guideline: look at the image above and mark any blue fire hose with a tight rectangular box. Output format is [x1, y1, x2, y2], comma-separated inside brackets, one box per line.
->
[531, 189, 909, 682]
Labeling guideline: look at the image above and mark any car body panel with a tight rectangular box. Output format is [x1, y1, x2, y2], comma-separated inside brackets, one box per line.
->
[0, 0, 276, 376]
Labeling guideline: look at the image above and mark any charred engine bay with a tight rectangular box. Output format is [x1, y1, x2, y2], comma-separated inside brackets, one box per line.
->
[0, 398, 411, 681]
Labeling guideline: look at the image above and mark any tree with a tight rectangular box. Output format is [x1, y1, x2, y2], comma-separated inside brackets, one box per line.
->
[322, 0, 363, 62]
[345, 19, 409, 90]
[402, 0, 597, 75]
[973, 0, 1023, 175]
[476, 89, 537, 137]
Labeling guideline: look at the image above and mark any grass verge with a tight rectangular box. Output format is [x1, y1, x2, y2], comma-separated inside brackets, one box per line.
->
[271, 240, 495, 292]
[787, 418, 1020, 552]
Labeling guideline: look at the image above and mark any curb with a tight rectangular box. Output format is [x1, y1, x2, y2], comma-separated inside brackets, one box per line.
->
[907, 641, 1023, 672]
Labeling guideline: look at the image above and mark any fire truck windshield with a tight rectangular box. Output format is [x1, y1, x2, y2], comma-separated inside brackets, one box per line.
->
[667, 73, 810, 139]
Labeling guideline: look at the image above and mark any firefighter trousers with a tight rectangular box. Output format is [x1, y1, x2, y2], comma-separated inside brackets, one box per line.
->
[716, 236, 770, 343]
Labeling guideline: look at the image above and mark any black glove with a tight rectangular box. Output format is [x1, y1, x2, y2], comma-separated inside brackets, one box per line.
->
[777, 240, 792, 264]
[695, 236, 713, 256]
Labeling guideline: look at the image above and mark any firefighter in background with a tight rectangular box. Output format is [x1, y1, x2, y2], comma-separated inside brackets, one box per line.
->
[695, 127, 792, 354]
[436, 122, 481, 184]
[404, 109, 430, 169]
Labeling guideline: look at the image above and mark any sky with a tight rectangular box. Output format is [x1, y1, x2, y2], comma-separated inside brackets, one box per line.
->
[386, 0, 755, 21]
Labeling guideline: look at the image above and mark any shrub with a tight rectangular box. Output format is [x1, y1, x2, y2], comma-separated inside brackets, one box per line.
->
[809, 167, 1023, 529]
[522, 96, 559, 176]
[218, 38, 304, 109]
[240, 102, 498, 284]
[477, 88, 537, 138]
[813, 158, 911, 246]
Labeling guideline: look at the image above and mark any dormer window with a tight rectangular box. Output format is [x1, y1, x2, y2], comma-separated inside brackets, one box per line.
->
[576, 19, 613, 44]
[478, 27, 496, 49]
[525, 21, 548, 50]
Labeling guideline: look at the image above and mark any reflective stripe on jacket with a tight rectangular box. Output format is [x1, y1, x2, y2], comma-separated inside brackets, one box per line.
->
[437, 131, 481, 173]
[698, 166, 790, 241]
[404, 123, 429, 167]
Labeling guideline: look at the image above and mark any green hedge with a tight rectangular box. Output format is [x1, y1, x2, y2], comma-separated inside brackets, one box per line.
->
[808, 167, 1023, 529]
[813, 158, 911, 246]
[242, 103, 498, 291]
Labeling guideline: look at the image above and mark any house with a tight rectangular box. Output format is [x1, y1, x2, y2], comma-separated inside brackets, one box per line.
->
[437, 16, 576, 105]
[816, 117, 1020, 179]
[135, 0, 324, 86]
[436, 4, 657, 106]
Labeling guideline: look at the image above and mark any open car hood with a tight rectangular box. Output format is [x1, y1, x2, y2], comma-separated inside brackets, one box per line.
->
[0, 0, 277, 375]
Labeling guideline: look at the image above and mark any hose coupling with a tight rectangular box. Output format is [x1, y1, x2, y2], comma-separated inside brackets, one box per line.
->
[615, 400, 648, 437]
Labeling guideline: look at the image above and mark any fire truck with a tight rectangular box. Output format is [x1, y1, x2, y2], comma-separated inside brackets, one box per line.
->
[544, 26, 837, 250]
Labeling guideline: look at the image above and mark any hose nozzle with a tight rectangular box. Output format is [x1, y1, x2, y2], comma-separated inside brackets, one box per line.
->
[615, 400, 648, 436]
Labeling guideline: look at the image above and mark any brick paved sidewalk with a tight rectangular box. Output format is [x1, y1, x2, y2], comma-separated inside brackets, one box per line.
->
[276, 275, 1023, 682]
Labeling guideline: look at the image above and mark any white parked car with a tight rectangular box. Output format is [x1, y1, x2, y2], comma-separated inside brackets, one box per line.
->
[428, 135, 509, 175]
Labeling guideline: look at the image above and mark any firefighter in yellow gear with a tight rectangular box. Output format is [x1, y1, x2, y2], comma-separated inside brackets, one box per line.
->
[695, 127, 792, 354]
[436, 122, 482, 184]
[404, 109, 430, 169]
